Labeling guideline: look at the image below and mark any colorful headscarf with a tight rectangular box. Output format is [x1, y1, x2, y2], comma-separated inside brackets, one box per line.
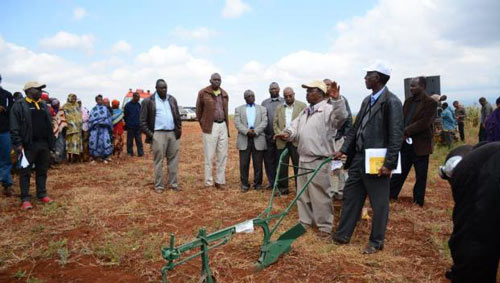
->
[62, 93, 83, 135]
[112, 99, 120, 109]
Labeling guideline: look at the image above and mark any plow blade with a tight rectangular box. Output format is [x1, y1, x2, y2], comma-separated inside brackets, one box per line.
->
[257, 223, 306, 269]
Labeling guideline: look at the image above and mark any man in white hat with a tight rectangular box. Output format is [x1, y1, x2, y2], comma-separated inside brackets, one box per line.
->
[275, 80, 347, 237]
[332, 61, 404, 254]
[10, 81, 55, 209]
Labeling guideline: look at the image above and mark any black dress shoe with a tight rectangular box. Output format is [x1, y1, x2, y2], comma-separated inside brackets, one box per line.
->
[362, 245, 383, 254]
[215, 183, 225, 189]
[332, 234, 349, 245]
[252, 184, 263, 190]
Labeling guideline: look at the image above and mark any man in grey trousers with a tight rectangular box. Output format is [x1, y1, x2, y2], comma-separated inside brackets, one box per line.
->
[332, 62, 404, 254]
[140, 79, 182, 193]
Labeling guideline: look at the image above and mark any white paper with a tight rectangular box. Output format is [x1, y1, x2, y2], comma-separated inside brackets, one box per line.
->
[364, 148, 401, 175]
[20, 150, 30, 168]
[330, 160, 343, 171]
[406, 137, 413, 144]
[235, 220, 254, 233]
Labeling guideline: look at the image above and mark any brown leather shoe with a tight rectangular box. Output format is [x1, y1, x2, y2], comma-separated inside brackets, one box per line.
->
[362, 245, 383, 254]
[215, 183, 225, 189]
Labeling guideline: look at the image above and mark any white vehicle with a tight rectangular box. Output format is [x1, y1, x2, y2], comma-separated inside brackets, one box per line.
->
[180, 107, 197, 121]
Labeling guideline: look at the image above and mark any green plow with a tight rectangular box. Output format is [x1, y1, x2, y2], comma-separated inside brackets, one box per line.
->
[160, 149, 332, 282]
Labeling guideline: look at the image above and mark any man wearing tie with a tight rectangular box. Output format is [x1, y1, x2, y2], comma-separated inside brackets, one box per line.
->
[333, 62, 404, 254]
[234, 90, 268, 192]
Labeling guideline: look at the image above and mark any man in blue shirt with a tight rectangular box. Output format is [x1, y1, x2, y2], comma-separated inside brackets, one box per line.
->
[140, 79, 182, 192]
[234, 90, 268, 192]
[124, 92, 144, 157]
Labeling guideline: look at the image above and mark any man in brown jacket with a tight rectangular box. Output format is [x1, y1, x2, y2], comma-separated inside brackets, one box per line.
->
[389, 76, 437, 206]
[196, 73, 229, 188]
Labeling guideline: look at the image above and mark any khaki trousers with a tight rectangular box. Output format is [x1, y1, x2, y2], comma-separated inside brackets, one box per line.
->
[297, 159, 334, 234]
[203, 122, 228, 186]
[152, 131, 179, 190]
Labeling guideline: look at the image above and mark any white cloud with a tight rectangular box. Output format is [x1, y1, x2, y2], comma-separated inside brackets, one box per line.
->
[73, 7, 87, 20]
[172, 26, 218, 41]
[1, 36, 220, 110]
[222, 0, 251, 19]
[39, 31, 95, 53]
[111, 40, 132, 54]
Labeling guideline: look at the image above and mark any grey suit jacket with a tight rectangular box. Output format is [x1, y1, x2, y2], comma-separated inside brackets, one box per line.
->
[234, 104, 268, 151]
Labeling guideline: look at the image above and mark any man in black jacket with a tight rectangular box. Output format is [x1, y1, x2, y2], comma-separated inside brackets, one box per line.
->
[332, 62, 404, 254]
[0, 74, 14, 196]
[440, 142, 500, 283]
[140, 79, 182, 193]
[10, 81, 55, 210]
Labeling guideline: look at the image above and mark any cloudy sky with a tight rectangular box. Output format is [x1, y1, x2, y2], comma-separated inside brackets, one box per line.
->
[1, 0, 499, 112]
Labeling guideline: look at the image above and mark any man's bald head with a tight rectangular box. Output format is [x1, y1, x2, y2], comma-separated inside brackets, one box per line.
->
[244, 89, 255, 105]
[210, 73, 221, 90]
[244, 89, 255, 98]
[283, 87, 295, 105]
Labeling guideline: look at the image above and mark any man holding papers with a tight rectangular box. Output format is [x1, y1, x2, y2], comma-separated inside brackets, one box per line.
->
[10, 81, 55, 210]
[332, 62, 404, 254]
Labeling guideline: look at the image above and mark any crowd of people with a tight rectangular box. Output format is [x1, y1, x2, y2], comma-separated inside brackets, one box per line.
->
[0, 64, 499, 279]
[431, 94, 500, 146]
[0, 76, 144, 208]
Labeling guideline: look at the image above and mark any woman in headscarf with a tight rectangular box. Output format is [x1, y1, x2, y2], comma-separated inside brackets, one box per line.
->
[52, 98, 67, 163]
[62, 93, 83, 162]
[89, 95, 113, 163]
[78, 99, 91, 162]
[111, 100, 125, 157]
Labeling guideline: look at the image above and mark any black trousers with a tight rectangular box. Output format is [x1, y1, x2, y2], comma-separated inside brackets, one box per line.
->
[126, 128, 144, 156]
[277, 143, 299, 189]
[335, 153, 390, 249]
[19, 141, 50, 202]
[478, 125, 487, 142]
[239, 138, 264, 188]
[263, 138, 279, 186]
[389, 142, 429, 206]
[457, 122, 465, 141]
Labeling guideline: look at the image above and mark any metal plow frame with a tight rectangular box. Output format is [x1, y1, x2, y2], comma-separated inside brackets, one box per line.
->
[160, 149, 332, 282]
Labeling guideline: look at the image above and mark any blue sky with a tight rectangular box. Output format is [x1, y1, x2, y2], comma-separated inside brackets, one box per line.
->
[1, 0, 499, 111]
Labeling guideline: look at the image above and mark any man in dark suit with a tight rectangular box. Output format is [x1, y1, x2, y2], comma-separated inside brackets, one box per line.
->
[332, 62, 404, 254]
[234, 90, 268, 192]
[389, 77, 437, 206]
